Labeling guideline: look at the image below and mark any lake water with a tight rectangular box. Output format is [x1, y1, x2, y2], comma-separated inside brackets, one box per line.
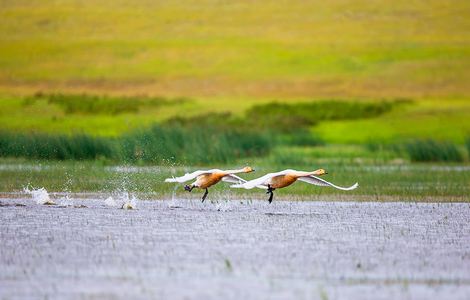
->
[1, 195, 469, 299]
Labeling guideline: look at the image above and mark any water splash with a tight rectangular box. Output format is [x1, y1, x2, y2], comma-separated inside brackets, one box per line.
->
[104, 192, 138, 209]
[59, 194, 73, 206]
[60, 173, 74, 206]
[104, 196, 117, 207]
[168, 185, 182, 208]
[121, 193, 138, 210]
[24, 187, 56, 205]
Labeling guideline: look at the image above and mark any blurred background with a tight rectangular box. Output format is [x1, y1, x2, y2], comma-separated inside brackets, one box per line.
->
[0, 0, 469, 199]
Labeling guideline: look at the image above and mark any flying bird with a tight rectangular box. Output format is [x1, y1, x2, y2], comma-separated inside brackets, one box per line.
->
[165, 166, 255, 202]
[231, 169, 358, 203]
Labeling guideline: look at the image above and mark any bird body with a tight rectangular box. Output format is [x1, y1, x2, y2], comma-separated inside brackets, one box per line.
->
[193, 171, 231, 189]
[269, 174, 297, 189]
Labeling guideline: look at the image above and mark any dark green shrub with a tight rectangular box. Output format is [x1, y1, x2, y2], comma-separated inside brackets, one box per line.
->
[245, 99, 409, 132]
[404, 139, 463, 162]
[23, 93, 187, 115]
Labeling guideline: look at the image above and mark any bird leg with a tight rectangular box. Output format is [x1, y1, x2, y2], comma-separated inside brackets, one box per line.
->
[266, 184, 275, 203]
[201, 188, 209, 202]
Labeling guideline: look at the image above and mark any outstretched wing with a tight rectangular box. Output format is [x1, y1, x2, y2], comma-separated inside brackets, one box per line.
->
[164, 169, 218, 183]
[297, 175, 358, 191]
[231, 170, 290, 189]
[221, 174, 246, 184]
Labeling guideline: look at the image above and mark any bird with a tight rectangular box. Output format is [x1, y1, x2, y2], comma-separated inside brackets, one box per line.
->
[164, 166, 255, 202]
[121, 202, 135, 210]
[231, 169, 358, 203]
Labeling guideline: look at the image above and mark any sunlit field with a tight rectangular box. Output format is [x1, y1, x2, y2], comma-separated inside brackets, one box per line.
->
[1, 0, 469, 98]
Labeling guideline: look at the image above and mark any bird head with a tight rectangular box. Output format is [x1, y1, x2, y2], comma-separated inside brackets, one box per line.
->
[313, 168, 328, 176]
[243, 166, 255, 173]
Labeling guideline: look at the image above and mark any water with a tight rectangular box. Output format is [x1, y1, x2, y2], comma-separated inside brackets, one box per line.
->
[104, 196, 117, 207]
[0, 195, 469, 299]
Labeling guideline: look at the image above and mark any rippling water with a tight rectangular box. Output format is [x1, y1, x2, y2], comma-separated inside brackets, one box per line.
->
[1, 196, 469, 299]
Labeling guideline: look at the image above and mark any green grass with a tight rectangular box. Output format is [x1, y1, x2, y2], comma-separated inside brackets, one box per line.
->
[1, 94, 469, 144]
[0, 157, 468, 200]
[0, 94, 470, 145]
[0, 94, 199, 136]
[264, 145, 398, 166]
[313, 98, 470, 144]
[8, 98, 468, 165]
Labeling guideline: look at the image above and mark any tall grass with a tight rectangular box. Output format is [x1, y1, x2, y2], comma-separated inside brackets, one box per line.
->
[0, 125, 274, 164]
[466, 136, 470, 157]
[0, 132, 114, 160]
[278, 129, 324, 147]
[403, 140, 463, 162]
[120, 125, 273, 164]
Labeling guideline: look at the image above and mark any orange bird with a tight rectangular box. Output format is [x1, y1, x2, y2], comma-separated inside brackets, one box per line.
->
[165, 167, 255, 202]
[231, 169, 358, 203]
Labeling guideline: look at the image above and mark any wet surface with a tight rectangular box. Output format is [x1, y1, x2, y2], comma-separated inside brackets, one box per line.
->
[1, 197, 470, 300]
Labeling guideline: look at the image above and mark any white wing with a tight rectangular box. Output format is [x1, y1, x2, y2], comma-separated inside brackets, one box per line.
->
[297, 175, 358, 191]
[231, 170, 292, 189]
[221, 174, 247, 184]
[164, 169, 219, 183]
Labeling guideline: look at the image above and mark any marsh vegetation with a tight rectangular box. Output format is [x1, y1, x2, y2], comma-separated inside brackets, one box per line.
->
[1, 95, 468, 166]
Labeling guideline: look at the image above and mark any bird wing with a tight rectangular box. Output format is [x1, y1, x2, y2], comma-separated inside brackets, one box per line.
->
[164, 169, 219, 183]
[297, 175, 358, 191]
[231, 170, 291, 189]
[221, 174, 247, 184]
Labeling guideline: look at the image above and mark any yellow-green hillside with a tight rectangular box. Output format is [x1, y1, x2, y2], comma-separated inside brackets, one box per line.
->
[1, 0, 469, 98]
